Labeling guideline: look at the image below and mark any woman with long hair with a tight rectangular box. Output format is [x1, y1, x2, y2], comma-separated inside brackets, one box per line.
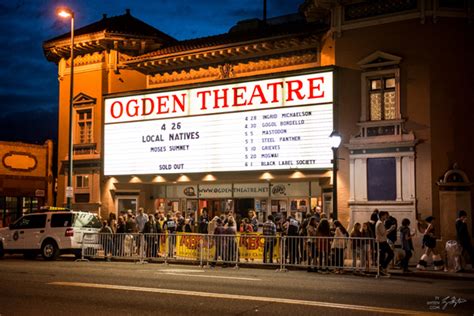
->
[315, 218, 331, 273]
[332, 220, 348, 273]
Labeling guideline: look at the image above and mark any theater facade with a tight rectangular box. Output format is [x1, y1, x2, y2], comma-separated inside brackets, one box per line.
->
[43, 1, 473, 239]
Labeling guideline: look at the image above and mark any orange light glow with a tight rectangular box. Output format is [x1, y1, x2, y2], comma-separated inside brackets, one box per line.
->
[57, 8, 73, 18]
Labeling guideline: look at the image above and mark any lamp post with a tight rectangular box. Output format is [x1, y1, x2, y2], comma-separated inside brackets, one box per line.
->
[58, 8, 75, 209]
[329, 131, 342, 220]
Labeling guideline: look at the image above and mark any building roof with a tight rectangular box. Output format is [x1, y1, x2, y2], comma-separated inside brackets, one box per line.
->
[128, 14, 319, 62]
[45, 9, 176, 44]
[43, 10, 177, 62]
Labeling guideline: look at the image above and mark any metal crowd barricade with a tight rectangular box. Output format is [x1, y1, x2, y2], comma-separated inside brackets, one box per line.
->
[78, 232, 379, 276]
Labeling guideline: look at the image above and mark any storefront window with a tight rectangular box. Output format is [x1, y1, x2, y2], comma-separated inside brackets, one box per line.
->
[117, 197, 138, 215]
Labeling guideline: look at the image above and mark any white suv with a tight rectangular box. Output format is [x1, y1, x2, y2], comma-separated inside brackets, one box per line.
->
[0, 207, 101, 260]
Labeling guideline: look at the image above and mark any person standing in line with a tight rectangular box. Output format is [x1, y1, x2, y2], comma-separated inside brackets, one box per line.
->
[399, 218, 415, 273]
[306, 217, 318, 272]
[360, 222, 372, 273]
[176, 211, 185, 233]
[262, 215, 277, 264]
[125, 210, 138, 233]
[225, 217, 237, 265]
[99, 220, 113, 261]
[198, 208, 209, 234]
[211, 218, 226, 267]
[135, 208, 149, 233]
[143, 214, 159, 258]
[417, 216, 444, 270]
[368, 210, 378, 264]
[350, 222, 362, 273]
[249, 210, 259, 233]
[332, 220, 348, 274]
[164, 213, 177, 258]
[115, 215, 126, 256]
[455, 210, 473, 272]
[376, 211, 396, 276]
[285, 214, 300, 264]
[108, 213, 117, 234]
[316, 218, 331, 273]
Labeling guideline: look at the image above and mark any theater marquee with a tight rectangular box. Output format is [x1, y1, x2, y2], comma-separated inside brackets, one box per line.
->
[104, 70, 334, 175]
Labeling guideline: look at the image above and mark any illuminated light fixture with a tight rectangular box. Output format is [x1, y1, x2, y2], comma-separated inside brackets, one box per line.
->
[202, 174, 216, 181]
[152, 175, 167, 183]
[130, 176, 142, 183]
[260, 172, 274, 180]
[290, 171, 305, 179]
[177, 175, 191, 182]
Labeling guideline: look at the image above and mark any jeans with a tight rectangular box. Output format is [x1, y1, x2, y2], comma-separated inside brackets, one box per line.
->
[401, 249, 412, 270]
[263, 238, 275, 263]
[379, 241, 394, 269]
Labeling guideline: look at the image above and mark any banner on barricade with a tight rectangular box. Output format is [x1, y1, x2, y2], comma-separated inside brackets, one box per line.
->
[174, 232, 280, 261]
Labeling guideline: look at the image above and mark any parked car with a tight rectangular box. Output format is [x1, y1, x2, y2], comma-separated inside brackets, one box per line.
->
[0, 207, 101, 260]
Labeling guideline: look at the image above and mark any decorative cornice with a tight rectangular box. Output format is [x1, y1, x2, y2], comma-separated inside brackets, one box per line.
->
[132, 33, 320, 76]
[147, 52, 318, 88]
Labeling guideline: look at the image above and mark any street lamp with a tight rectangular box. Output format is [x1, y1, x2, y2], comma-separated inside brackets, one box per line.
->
[57, 7, 75, 209]
[329, 130, 342, 220]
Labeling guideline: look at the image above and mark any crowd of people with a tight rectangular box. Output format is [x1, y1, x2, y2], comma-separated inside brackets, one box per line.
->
[95, 207, 473, 275]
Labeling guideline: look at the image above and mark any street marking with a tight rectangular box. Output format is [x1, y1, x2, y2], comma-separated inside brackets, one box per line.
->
[49, 282, 443, 315]
[159, 269, 205, 273]
[157, 272, 260, 281]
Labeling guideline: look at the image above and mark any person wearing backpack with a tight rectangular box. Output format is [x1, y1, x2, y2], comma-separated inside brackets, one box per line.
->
[285, 215, 300, 264]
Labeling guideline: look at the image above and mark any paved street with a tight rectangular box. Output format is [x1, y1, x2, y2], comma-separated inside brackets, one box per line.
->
[0, 256, 473, 315]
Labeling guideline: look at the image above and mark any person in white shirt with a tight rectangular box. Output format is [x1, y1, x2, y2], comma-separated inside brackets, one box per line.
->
[135, 207, 149, 233]
[376, 211, 396, 276]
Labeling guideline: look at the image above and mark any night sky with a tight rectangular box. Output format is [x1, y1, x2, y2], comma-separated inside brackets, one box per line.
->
[0, 0, 298, 145]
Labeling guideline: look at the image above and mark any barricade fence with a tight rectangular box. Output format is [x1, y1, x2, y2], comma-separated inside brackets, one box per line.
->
[80, 233, 380, 274]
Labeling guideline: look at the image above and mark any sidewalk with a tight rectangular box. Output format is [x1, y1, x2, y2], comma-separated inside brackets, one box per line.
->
[388, 267, 474, 281]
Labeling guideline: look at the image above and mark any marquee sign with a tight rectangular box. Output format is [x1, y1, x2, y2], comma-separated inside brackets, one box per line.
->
[104, 70, 334, 175]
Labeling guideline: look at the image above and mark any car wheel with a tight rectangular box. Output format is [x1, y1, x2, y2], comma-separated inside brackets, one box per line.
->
[0, 243, 4, 258]
[41, 240, 59, 260]
[24, 252, 37, 260]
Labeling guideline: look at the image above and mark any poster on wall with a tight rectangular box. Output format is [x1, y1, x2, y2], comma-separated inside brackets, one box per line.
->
[104, 71, 334, 176]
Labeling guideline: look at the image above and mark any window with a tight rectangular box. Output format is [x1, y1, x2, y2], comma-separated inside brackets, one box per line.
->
[77, 109, 93, 144]
[51, 214, 73, 228]
[74, 194, 90, 203]
[76, 175, 89, 188]
[367, 158, 396, 201]
[369, 76, 396, 121]
[12, 214, 47, 229]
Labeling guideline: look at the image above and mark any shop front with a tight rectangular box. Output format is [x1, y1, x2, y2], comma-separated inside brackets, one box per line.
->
[146, 181, 325, 226]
